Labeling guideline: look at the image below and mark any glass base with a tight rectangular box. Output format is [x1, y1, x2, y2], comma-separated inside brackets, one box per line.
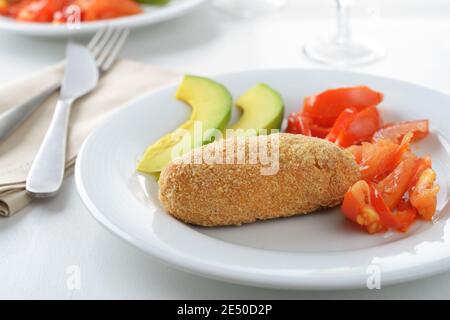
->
[303, 37, 385, 67]
[213, 0, 286, 18]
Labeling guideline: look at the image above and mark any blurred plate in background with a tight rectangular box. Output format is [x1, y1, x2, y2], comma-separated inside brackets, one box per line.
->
[0, 0, 207, 37]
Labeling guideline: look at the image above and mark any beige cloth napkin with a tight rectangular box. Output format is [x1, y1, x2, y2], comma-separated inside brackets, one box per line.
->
[0, 60, 180, 217]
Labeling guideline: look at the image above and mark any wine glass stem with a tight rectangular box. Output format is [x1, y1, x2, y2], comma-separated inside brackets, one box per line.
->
[335, 0, 351, 45]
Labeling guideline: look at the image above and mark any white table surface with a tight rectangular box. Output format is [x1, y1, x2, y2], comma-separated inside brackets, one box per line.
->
[1, 0, 450, 299]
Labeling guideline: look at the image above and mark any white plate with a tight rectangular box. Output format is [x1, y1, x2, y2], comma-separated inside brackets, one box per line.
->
[75, 69, 450, 290]
[0, 0, 206, 36]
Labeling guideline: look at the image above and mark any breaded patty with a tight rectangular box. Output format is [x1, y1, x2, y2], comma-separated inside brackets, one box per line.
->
[159, 133, 360, 226]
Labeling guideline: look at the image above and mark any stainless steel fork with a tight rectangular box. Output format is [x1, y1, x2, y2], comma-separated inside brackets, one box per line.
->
[0, 27, 129, 142]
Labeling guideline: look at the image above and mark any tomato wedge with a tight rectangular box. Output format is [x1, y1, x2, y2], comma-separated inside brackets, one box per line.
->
[309, 122, 330, 138]
[360, 139, 398, 180]
[410, 168, 439, 220]
[395, 201, 418, 232]
[346, 145, 362, 164]
[409, 156, 432, 190]
[342, 180, 371, 222]
[360, 132, 413, 181]
[303, 86, 384, 127]
[300, 113, 331, 138]
[377, 156, 420, 210]
[371, 188, 417, 231]
[341, 180, 386, 234]
[326, 108, 357, 143]
[373, 120, 429, 144]
[342, 180, 418, 233]
[335, 106, 381, 148]
[370, 186, 402, 229]
[286, 112, 301, 134]
[286, 112, 311, 136]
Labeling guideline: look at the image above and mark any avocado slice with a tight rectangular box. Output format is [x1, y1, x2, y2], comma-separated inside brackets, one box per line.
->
[137, 75, 232, 176]
[230, 83, 284, 136]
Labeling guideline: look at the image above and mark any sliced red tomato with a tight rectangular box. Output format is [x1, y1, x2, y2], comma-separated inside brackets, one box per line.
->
[309, 122, 331, 138]
[410, 168, 439, 220]
[286, 112, 311, 136]
[335, 105, 381, 148]
[358, 132, 413, 181]
[6, 0, 34, 18]
[370, 186, 402, 229]
[326, 108, 357, 142]
[341, 180, 386, 234]
[395, 201, 418, 232]
[376, 156, 420, 210]
[300, 113, 330, 138]
[303, 86, 384, 127]
[342, 181, 417, 233]
[383, 132, 414, 174]
[346, 145, 362, 164]
[360, 139, 399, 180]
[16, 0, 67, 22]
[373, 120, 429, 144]
[75, 0, 142, 21]
[371, 188, 417, 232]
[409, 156, 432, 191]
[286, 112, 300, 134]
[0, 0, 8, 15]
[341, 180, 371, 222]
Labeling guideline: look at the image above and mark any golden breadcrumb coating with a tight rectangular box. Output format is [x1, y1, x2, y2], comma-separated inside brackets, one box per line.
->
[159, 133, 360, 226]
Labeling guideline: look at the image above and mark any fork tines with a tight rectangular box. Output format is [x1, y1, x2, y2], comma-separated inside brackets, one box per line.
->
[88, 27, 130, 72]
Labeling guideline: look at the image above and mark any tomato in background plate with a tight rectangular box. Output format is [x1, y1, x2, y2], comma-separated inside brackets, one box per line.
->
[0, 0, 8, 15]
[16, 0, 66, 22]
[303, 86, 384, 127]
[75, 0, 142, 21]
[2, 0, 143, 22]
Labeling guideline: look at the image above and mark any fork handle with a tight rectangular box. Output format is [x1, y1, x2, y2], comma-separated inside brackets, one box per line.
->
[0, 82, 61, 141]
[26, 99, 72, 198]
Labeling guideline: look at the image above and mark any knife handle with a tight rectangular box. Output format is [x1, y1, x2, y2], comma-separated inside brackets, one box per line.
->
[26, 99, 72, 198]
[0, 82, 60, 141]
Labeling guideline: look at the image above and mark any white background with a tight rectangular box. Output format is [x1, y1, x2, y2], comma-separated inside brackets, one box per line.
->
[1, 0, 450, 299]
